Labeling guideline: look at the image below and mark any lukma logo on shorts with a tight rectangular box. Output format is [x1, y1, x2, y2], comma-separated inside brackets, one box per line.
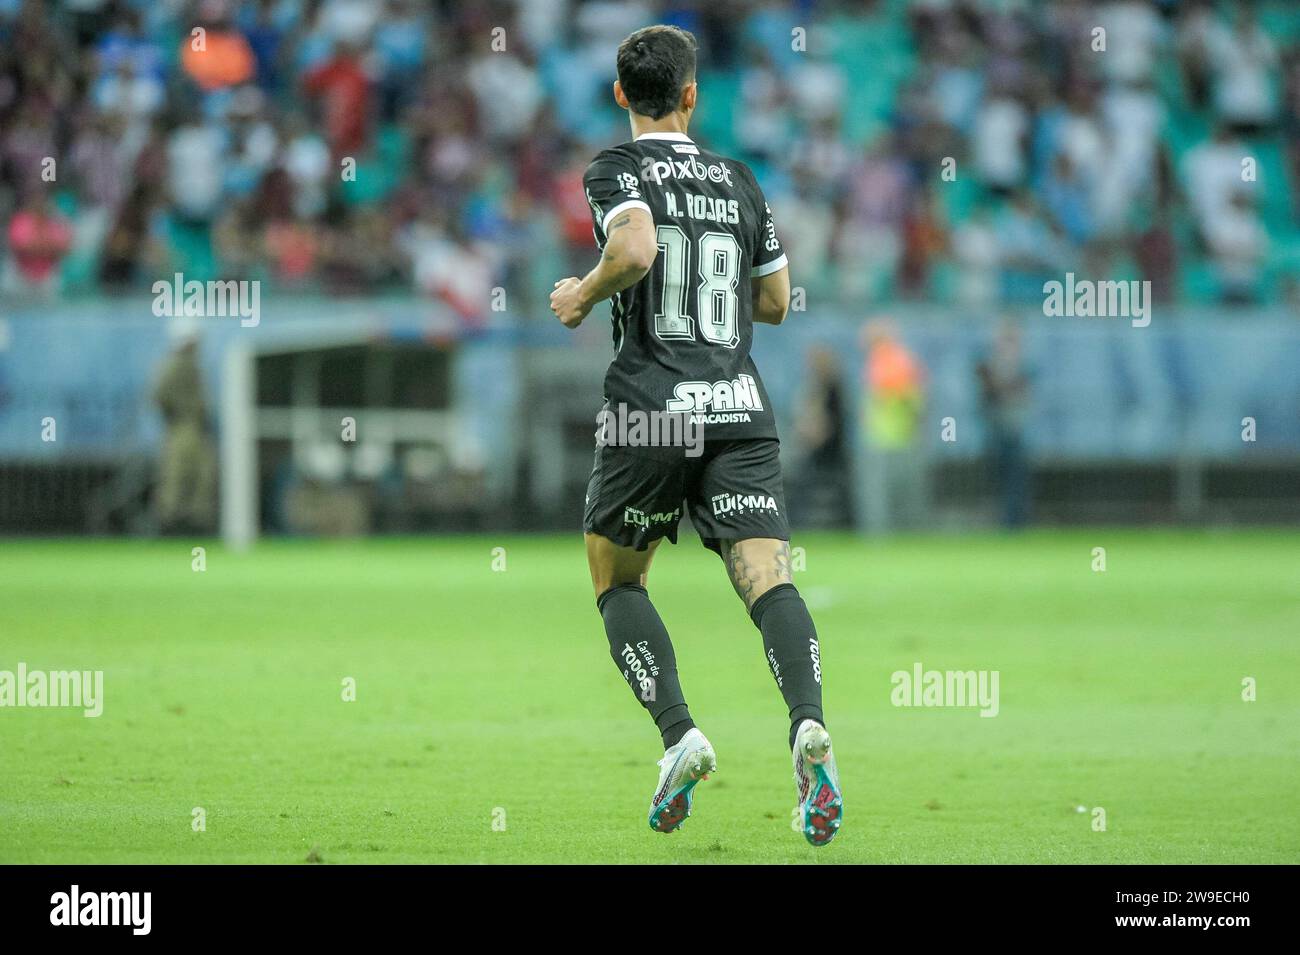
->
[624, 506, 681, 529]
[666, 374, 763, 425]
[711, 492, 779, 519]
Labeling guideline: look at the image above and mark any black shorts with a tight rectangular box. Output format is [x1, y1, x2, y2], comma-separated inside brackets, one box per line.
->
[583, 438, 789, 555]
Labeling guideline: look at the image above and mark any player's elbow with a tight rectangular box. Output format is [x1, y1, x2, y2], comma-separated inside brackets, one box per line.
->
[763, 288, 791, 325]
[622, 237, 658, 275]
[753, 273, 791, 325]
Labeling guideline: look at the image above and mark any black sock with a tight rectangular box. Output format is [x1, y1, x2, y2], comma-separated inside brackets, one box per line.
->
[597, 584, 695, 749]
[749, 583, 824, 748]
[659, 717, 694, 749]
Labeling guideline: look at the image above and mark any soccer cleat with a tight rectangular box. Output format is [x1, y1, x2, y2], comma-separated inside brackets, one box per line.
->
[792, 719, 843, 847]
[648, 728, 716, 833]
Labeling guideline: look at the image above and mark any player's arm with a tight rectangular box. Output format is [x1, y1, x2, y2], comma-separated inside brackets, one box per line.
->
[551, 206, 656, 329]
[551, 151, 656, 329]
[748, 185, 789, 326]
[752, 265, 790, 325]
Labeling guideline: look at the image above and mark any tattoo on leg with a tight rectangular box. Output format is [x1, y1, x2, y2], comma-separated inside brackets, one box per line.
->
[723, 539, 759, 609]
[724, 539, 794, 610]
[773, 540, 792, 583]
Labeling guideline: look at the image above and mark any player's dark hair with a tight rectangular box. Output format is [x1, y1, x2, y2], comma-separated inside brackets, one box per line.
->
[616, 25, 697, 120]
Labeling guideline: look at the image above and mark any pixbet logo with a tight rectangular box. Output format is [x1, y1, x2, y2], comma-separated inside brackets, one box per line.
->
[641, 155, 734, 188]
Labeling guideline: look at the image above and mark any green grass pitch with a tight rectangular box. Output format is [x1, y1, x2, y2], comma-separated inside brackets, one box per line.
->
[1, 530, 1297, 864]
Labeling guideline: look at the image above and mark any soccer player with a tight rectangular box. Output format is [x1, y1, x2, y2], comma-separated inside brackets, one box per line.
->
[549, 25, 843, 847]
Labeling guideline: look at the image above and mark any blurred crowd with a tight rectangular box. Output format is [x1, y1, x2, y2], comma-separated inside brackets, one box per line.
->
[1, 0, 1298, 318]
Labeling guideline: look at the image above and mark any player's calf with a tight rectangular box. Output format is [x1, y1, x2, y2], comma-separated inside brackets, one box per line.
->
[723, 538, 825, 749]
[589, 534, 696, 751]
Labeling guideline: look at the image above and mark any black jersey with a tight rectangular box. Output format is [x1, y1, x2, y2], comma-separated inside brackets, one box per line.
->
[583, 132, 788, 445]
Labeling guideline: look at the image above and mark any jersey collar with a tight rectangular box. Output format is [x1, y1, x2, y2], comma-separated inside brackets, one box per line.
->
[634, 132, 694, 143]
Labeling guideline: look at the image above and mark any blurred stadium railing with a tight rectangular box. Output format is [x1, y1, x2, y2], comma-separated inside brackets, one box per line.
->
[1, 299, 1297, 540]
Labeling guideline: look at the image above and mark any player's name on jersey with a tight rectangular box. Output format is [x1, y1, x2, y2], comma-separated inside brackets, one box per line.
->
[664, 191, 740, 225]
